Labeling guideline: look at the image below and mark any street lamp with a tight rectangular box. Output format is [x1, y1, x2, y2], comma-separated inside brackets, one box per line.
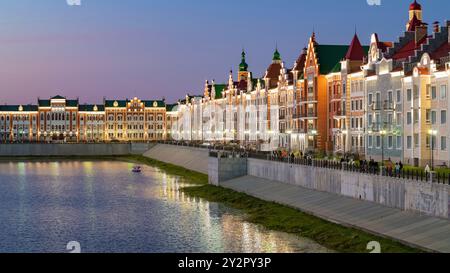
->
[428, 129, 438, 171]
[380, 129, 387, 166]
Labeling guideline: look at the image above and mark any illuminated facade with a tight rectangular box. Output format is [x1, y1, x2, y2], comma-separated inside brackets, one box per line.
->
[0, 95, 167, 143]
[2, 1, 450, 167]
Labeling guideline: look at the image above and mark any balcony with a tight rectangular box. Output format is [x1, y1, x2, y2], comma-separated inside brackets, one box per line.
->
[371, 102, 382, 111]
[332, 110, 346, 118]
[299, 110, 317, 119]
[300, 95, 318, 104]
[383, 101, 395, 111]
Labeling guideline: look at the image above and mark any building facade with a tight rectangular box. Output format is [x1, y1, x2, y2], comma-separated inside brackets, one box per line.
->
[1, 1, 450, 167]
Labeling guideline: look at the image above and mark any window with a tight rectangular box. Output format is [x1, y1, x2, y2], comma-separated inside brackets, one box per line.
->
[396, 90, 401, 103]
[441, 110, 447, 124]
[407, 89, 412, 101]
[388, 136, 393, 149]
[431, 86, 437, 99]
[388, 91, 393, 103]
[426, 85, 431, 99]
[441, 85, 447, 100]
[426, 109, 431, 123]
[407, 112, 412, 125]
[414, 133, 419, 148]
[396, 113, 402, 126]
[368, 135, 373, 148]
[441, 137, 447, 151]
[431, 111, 437, 125]
[368, 93, 373, 105]
[368, 114, 373, 126]
[376, 136, 381, 148]
[396, 136, 402, 149]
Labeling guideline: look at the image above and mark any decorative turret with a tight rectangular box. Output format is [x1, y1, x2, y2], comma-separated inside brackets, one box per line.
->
[228, 70, 234, 89]
[407, 0, 424, 31]
[203, 80, 210, 98]
[272, 47, 281, 63]
[239, 50, 248, 72]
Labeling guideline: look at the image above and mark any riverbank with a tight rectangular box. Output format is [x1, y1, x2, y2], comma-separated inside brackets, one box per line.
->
[128, 155, 422, 253]
[0, 154, 423, 252]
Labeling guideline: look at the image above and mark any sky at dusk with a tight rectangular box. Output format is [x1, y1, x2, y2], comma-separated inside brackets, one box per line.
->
[0, 0, 450, 105]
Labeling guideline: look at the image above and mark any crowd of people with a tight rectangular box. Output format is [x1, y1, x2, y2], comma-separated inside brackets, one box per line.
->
[269, 150, 409, 176]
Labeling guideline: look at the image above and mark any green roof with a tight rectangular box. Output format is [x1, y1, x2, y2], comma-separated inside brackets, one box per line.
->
[51, 95, 65, 99]
[213, 84, 226, 99]
[66, 100, 79, 107]
[166, 104, 177, 112]
[142, 100, 166, 108]
[104, 100, 128, 107]
[78, 104, 105, 112]
[239, 50, 248, 72]
[315, 45, 369, 74]
[38, 100, 50, 107]
[315, 45, 349, 74]
[0, 105, 38, 112]
[273, 48, 281, 61]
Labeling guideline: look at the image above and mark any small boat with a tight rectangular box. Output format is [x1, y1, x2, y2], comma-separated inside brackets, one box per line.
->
[132, 166, 142, 173]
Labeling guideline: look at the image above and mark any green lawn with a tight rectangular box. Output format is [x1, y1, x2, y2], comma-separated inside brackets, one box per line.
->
[128, 154, 423, 253]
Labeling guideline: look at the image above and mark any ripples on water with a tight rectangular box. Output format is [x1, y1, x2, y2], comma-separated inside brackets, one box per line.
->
[0, 161, 331, 253]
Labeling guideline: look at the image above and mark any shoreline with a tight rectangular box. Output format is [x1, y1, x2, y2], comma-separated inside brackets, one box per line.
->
[1, 154, 425, 252]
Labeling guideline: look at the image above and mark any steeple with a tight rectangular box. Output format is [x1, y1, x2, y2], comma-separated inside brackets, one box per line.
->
[239, 49, 248, 72]
[345, 33, 365, 61]
[407, 0, 424, 31]
[272, 47, 281, 63]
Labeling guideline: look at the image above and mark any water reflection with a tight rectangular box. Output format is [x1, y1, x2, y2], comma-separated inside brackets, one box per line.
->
[0, 161, 331, 253]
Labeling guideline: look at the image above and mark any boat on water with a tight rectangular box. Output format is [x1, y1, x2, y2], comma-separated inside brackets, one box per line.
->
[132, 166, 142, 173]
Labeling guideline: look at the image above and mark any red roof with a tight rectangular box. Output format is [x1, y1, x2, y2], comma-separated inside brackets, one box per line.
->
[265, 63, 282, 89]
[410, 0, 421, 11]
[431, 42, 450, 60]
[292, 48, 307, 72]
[407, 14, 423, 31]
[392, 35, 429, 60]
[345, 34, 365, 61]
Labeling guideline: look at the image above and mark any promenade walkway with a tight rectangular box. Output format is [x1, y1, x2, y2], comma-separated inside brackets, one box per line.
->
[221, 176, 450, 253]
[143, 144, 209, 174]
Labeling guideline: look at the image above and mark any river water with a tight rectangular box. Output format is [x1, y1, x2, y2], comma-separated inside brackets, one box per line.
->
[0, 161, 331, 253]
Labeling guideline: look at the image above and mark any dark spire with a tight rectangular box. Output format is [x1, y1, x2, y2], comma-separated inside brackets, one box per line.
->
[239, 49, 248, 72]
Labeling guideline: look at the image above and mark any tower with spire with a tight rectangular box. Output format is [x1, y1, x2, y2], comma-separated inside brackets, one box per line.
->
[406, 0, 424, 31]
[237, 50, 252, 86]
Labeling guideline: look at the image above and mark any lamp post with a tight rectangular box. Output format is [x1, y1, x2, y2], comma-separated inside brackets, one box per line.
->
[380, 129, 386, 164]
[428, 129, 438, 171]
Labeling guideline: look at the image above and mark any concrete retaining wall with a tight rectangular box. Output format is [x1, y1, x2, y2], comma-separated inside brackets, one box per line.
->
[247, 158, 450, 219]
[0, 143, 154, 156]
[143, 144, 209, 174]
[209, 156, 247, 186]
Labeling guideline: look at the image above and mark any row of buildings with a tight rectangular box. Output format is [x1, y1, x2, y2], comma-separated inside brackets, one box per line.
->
[1, 1, 450, 167]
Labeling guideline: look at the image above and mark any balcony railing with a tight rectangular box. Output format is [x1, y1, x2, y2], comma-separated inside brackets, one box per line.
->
[299, 111, 317, 118]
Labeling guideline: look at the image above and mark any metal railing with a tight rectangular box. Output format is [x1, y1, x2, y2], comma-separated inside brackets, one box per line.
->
[209, 149, 450, 185]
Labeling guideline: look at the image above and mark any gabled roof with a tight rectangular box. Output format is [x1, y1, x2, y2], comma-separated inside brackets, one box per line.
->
[51, 95, 65, 100]
[430, 42, 450, 61]
[392, 35, 430, 60]
[315, 45, 349, 74]
[292, 48, 307, 73]
[315, 44, 369, 75]
[345, 34, 366, 61]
